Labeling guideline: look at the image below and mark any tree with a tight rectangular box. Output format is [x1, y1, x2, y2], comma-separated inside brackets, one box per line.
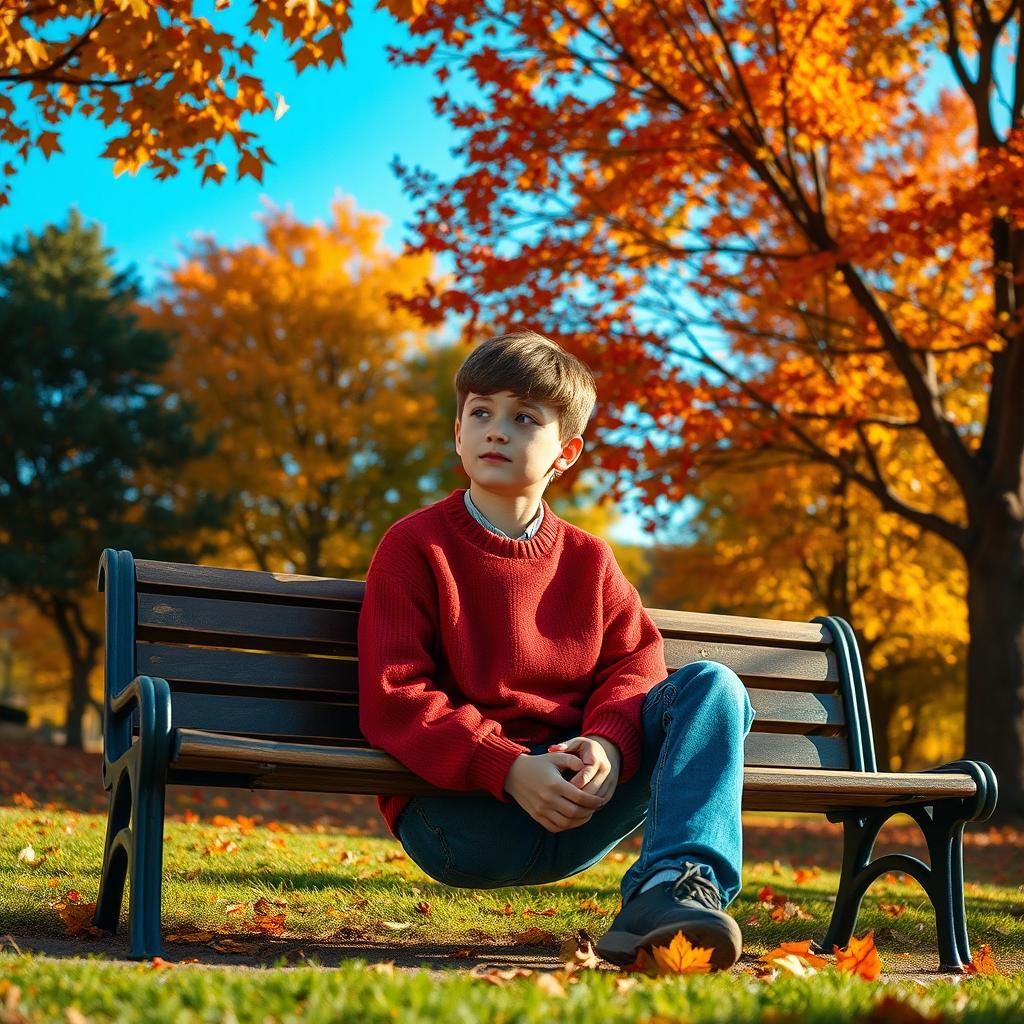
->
[149, 198, 445, 578]
[0, 210, 230, 747]
[387, 1, 1024, 819]
[0, 0, 430, 207]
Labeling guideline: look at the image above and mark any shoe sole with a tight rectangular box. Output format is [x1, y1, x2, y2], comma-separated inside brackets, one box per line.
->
[596, 914, 742, 971]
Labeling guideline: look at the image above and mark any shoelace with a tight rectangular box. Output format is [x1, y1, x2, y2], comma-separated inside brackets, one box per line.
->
[670, 862, 723, 911]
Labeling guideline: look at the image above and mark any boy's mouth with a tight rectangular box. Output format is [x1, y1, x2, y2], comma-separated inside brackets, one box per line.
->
[481, 454, 510, 462]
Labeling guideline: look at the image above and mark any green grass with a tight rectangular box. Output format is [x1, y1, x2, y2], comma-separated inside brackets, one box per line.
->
[2, 956, 1024, 1024]
[2, 805, 1023, 1022]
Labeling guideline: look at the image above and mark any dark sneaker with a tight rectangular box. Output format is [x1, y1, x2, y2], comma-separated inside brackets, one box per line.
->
[595, 862, 742, 970]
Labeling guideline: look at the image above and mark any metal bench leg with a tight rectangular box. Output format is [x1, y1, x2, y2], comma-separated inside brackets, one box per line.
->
[815, 801, 975, 971]
[911, 802, 972, 970]
[817, 809, 887, 954]
[94, 768, 133, 933]
[126, 769, 167, 960]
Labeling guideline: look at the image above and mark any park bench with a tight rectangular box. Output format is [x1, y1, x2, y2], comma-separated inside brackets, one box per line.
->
[94, 548, 997, 967]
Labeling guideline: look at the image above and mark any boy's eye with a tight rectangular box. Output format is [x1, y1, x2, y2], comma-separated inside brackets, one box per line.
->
[470, 408, 535, 424]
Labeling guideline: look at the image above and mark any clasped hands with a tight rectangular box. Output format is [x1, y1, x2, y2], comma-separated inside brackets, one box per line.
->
[503, 734, 621, 833]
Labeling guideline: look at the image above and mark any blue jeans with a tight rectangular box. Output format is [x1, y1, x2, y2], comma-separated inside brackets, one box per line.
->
[395, 661, 755, 906]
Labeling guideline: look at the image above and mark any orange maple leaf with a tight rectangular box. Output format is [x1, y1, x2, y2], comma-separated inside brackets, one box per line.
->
[649, 932, 714, 975]
[965, 943, 1000, 976]
[834, 931, 883, 980]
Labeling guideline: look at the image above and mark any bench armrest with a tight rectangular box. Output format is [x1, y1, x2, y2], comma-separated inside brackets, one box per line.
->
[922, 759, 998, 823]
[102, 675, 173, 788]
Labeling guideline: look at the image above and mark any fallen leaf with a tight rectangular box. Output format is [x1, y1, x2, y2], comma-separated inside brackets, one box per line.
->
[204, 837, 239, 856]
[965, 943, 1000, 976]
[649, 931, 714, 975]
[523, 906, 558, 917]
[793, 867, 821, 884]
[761, 939, 830, 969]
[771, 952, 818, 977]
[558, 929, 600, 969]
[51, 892, 109, 939]
[880, 902, 907, 918]
[835, 931, 882, 980]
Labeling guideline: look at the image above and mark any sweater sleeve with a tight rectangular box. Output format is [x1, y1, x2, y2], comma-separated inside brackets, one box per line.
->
[580, 555, 667, 786]
[357, 564, 530, 802]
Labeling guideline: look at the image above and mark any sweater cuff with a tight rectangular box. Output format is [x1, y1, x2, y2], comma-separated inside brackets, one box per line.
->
[468, 731, 530, 802]
[582, 711, 643, 785]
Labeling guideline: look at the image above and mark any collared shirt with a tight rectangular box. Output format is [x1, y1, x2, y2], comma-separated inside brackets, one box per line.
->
[464, 488, 543, 541]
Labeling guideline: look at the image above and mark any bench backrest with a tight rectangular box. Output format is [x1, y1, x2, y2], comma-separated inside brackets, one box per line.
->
[99, 552, 876, 775]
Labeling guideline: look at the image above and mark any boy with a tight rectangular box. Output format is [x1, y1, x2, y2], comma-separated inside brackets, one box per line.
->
[357, 329, 754, 970]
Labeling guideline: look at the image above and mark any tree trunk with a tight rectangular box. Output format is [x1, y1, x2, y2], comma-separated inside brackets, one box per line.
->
[64, 660, 92, 749]
[45, 595, 102, 752]
[964, 504, 1024, 824]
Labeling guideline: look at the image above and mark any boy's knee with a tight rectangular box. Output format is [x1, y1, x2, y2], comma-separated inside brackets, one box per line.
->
[688, 660, 750, 715]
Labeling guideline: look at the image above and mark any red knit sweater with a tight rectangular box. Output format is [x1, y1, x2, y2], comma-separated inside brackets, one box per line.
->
[356, 487, 668, 838]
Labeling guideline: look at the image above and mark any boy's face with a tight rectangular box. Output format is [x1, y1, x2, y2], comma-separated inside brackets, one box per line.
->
[454, 390, 582, 494]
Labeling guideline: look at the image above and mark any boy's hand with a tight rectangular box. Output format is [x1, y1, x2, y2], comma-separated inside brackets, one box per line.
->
[503, 750, 609, 833]
[548, 735, 620, 802]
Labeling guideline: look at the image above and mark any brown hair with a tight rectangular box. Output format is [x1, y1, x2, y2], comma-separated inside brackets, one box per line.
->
[453, 330, 598, 460]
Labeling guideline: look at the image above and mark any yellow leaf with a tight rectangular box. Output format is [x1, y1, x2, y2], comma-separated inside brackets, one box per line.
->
[649, 931, 713, 975]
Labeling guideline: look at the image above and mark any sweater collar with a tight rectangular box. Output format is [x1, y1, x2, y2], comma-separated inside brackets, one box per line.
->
[444, 488, 561, 559]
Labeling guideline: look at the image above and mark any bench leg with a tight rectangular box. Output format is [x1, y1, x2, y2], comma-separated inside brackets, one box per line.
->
[912, 802, 971, 970]
[816, 803, 974, 971]
[817, 809, 887, 955]
[94, 768, 133, 934]
[126, 771, 167, 960]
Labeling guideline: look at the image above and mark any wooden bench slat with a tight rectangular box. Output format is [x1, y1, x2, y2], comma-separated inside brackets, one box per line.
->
[137, 643, 354, 696]
[136, 593, 357, 654]
[135, 559, 363, 606]
[168, 692, 360, 740]
[743, 732, 850, 769]
[666, 639, 839, 691]
[746, 689, 845, 734]
[650, 608, 831, 648]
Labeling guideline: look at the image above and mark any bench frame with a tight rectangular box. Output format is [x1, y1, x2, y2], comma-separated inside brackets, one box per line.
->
[93, 548, 998, 968]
